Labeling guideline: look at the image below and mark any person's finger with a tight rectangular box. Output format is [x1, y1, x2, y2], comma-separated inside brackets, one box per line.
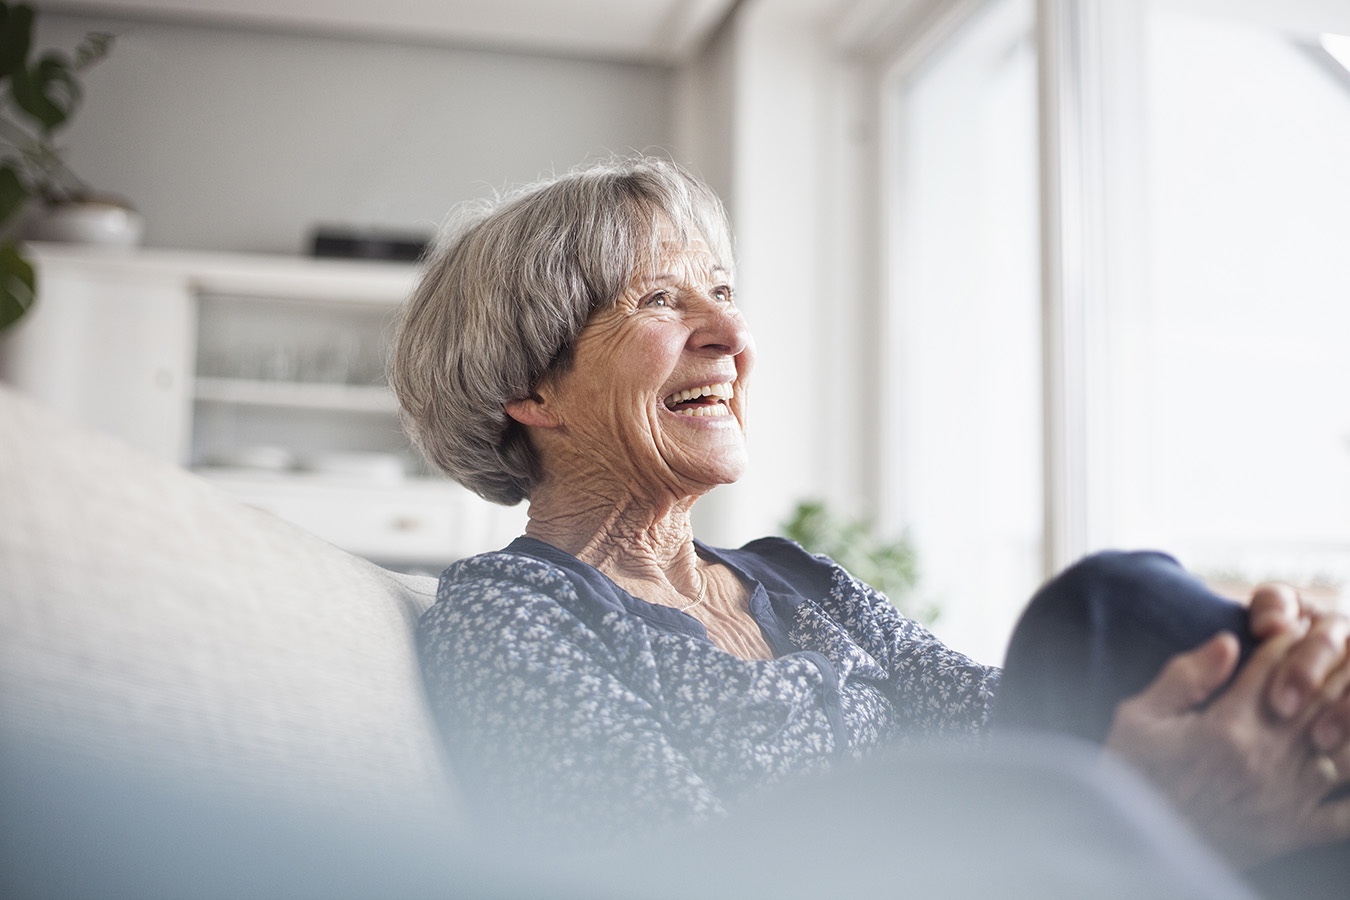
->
[1133, 631, 1243, 716]
[1267, 613, 1350, 721]
[1207, 628, 1301, 719]
[1247, 582, 1305, 639]
[1309, 657, 1350, 753]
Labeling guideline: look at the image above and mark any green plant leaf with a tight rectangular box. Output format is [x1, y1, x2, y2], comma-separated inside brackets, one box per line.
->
[0, 3, 35, 80]
[0, 161, 24, 226]
[0, 240, 35, 330]
[11, 52, 81, 132]
[781, 498, 932, 622]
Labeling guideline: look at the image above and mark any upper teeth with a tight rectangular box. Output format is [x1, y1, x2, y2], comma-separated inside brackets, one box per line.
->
[666, 382, 735, 406]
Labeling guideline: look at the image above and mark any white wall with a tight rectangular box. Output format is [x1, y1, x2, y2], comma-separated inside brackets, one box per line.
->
[679, 0, 878, 548]
[38, 3, 875, 550]
[37, 12, 675, 255]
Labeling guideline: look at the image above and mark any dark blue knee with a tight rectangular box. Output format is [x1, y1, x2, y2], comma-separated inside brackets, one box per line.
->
[1024, 550, 1191, 627]
[993, 550, 1250, 742]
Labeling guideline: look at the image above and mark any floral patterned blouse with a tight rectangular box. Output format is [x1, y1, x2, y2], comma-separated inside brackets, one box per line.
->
[418, 535, 1001, 840]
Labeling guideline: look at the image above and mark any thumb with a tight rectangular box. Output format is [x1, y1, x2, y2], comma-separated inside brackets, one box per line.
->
[1133, 632, 1242, 716]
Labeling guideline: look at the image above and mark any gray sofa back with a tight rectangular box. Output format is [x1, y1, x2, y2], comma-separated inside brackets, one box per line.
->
[0, 385, 462, 827]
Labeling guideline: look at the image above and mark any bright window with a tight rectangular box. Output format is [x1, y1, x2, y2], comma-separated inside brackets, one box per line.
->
[1109, 3, 1350, 603]
[881, 0, 1350, 662]
[882, 0, 1040, 664]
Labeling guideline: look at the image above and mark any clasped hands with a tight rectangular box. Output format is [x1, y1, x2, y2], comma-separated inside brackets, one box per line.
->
[1105, 584, 1350, 867]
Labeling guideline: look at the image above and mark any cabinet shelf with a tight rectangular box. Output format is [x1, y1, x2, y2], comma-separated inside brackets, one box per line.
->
[4, 244, 529, 567]
[194, 376, 398, 413]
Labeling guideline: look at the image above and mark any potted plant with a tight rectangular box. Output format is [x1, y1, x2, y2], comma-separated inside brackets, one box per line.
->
[0, 2, 113, 330]
[781, 499, 940, 624]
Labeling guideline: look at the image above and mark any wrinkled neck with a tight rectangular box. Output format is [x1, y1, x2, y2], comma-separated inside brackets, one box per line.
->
[524, 474, 705, 588]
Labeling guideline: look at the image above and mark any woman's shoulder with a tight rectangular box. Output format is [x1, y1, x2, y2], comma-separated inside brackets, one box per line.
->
[427, 547, 573, 626]
[439, 546, 572, 594]
[714, 535, 844, 597]
[734, 534, 824, 562]
[421, 548, 602, 661]
[428, 540, 638, 638]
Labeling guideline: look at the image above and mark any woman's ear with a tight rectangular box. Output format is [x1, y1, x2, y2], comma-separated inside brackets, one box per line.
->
[504, 392, 560, 429]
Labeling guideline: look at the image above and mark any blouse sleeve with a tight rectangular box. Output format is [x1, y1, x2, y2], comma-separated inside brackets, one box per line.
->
[813, 559, 1002, 738]
[417, 557, 725, 840]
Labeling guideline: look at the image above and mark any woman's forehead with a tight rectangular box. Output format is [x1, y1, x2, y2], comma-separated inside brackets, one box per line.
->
[633, 248, 728, 287]
[636, 208, 730, 262]
[634, 224, 729, 277]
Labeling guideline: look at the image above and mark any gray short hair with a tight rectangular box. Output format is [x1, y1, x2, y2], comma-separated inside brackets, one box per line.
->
[388, 155, 735, 506]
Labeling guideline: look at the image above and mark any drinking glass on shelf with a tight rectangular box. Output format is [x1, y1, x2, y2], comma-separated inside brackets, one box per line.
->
[260, 342, 300, 381]
[307, 333, 361, 385]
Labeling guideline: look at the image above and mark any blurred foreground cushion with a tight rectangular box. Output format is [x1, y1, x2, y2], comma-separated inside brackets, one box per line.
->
[0, 384, 462, 827]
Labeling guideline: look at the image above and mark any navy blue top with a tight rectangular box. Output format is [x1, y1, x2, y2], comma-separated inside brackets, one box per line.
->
[418, 535, 1000, 840]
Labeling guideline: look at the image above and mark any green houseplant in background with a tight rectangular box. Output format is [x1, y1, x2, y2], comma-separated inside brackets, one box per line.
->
[782, 499, 939, 624]
[0, 2, 111, 330]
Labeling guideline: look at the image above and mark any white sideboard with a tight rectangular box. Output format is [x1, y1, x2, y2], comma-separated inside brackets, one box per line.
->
[0, 243, 526, 570]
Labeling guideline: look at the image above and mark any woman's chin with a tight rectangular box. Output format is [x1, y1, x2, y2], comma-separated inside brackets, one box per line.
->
[684, 447, 749, 490]
[655, 414, 750, 489]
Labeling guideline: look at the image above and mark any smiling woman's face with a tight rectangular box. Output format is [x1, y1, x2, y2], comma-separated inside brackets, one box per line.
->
[522, 225, 755, 503]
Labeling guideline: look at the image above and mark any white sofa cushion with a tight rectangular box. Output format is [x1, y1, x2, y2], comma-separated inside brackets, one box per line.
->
[0, 385, 463, 826]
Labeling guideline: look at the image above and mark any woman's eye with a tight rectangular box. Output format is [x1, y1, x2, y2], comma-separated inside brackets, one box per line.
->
[712, 285, 734, 303]
[644, 291, 669, 308]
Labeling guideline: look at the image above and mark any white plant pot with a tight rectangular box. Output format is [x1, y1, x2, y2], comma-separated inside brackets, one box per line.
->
[32, 199, 145, 247]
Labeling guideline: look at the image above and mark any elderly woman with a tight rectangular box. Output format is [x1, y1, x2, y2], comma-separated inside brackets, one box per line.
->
[390, 156, 1350, 883]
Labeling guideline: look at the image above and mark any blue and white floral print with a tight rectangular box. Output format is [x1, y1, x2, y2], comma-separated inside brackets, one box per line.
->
[418, 536, 1000, 840]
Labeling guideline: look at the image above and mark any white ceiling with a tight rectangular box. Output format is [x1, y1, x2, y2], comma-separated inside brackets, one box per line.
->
[39, 0, 741, 64]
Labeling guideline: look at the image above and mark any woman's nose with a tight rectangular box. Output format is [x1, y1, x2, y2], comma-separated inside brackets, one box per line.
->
[689, 295, 751, 357]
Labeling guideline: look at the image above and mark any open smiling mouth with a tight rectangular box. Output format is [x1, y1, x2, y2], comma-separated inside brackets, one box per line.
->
[663, 382, 735, 417]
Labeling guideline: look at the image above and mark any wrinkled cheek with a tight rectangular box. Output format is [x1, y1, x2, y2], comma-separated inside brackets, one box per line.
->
[603, 409, 663, 469]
